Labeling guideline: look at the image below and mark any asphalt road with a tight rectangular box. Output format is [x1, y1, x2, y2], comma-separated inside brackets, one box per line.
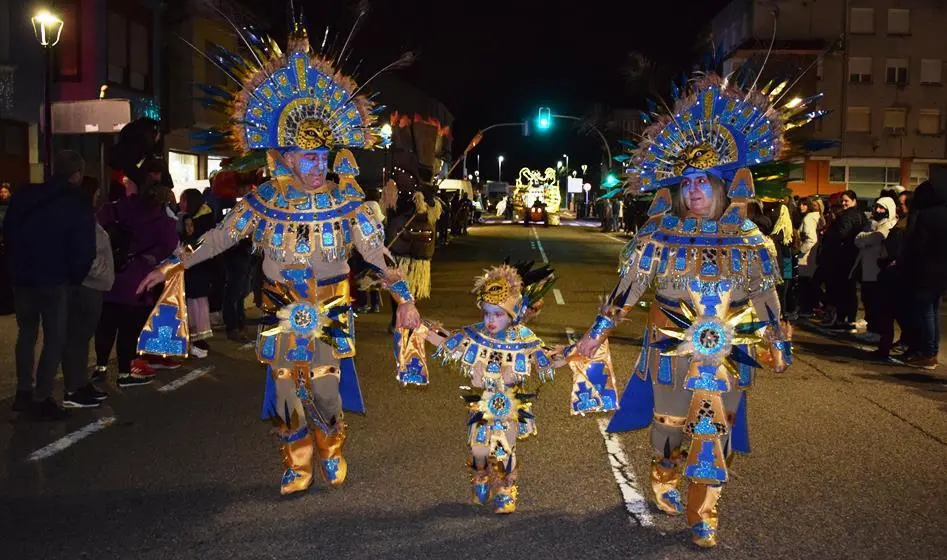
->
[1, 223, 946, 559]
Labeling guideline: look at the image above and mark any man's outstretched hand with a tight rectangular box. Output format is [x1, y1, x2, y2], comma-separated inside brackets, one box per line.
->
[395, 302, 421, 330]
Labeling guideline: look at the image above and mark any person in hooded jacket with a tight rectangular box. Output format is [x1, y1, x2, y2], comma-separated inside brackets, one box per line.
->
[179, 188, 217, 358]
[871, 192, 914, 362]
[797, 196, 824, 315]
[899, 180, 947, 369]
[852, 197, 899, 344]
[93, 167, 178, 387]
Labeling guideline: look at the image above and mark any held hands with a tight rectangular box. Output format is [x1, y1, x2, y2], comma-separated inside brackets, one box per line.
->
[395, 302, 421, 330]
[136, 269, 167, 295]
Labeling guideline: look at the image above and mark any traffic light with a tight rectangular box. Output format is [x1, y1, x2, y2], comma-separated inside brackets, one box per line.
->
[537, 107, 552, 130]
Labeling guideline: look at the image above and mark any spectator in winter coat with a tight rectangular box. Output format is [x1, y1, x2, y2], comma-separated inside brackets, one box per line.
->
[820, 190, 867, 330]
[93, 174, 178, 387]
[61, 177, 114, 408]
[852, 197, 899, 344]
[179, 188, 217, 358]
[797, 197, 823, 314]
[5, 150, 96, 420]
[899, 180, 947, 369]
[871, 192, 914, 362]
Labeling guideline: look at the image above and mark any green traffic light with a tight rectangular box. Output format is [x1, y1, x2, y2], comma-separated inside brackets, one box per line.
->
[537, 107, 552, 130]
[602, 173, 620, 188]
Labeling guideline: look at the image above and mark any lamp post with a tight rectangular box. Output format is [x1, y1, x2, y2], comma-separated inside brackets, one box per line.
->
[497, 155, 504, 182]
[563, 153, 569, 171]
[32, 9, 63, 180]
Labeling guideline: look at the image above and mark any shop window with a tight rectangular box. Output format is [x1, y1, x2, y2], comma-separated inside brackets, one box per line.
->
[168, 151, 199, 186]
[788, 162, 805, 181]
[107, 1, 152, 92]
[829, 166, 847, 182]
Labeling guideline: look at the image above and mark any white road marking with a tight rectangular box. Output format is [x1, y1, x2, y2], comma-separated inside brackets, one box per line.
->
[158, 367, 216, 393]
[553, 288, 565, 305]
[597, 418, 655, 527]
[604, 233, 628, 244]
[530, 227, 549, 264]
[240, 342, 255, 350]
[27, 416, 117, 462]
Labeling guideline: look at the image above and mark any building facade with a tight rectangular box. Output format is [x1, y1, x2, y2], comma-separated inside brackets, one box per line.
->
[0, 0, 165, 185]
[712, 0, 947, 197]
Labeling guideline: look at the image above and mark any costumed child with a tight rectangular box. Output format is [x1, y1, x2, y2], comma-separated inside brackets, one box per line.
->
[392, 262, 560, 514]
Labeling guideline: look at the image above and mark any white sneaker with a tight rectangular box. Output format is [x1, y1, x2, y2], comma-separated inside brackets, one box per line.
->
[190, 346, 209, 359]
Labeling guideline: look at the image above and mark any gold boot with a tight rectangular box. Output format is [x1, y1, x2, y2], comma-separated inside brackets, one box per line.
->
[278, 429, 314, 495]
[491, 464, 518, 514]
[686, 482, 723, 548]
[650, 452, 684, 516]
[314, 422, 348, 487]
[468, 460, 491, 506]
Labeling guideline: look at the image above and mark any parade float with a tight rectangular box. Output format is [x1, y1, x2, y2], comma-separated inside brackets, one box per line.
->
[512, 167, 562, 225]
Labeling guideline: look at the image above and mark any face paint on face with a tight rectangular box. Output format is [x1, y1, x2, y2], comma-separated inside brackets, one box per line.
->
[680, 171, 714, 217]
[481, 303, 511, 335]
[292, 149, 329, 189]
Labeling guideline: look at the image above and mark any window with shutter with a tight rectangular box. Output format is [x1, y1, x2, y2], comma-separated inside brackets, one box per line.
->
[887, 8, 910, 34]
[107, 11, 127, 84]
[849, 57, 872, 83]
[850, 8, 874, 33]
[918, 109, 941, 135]
[920, 59, 942, 85]
[883, 108, 907, 133]
[847, 107, 871, 132]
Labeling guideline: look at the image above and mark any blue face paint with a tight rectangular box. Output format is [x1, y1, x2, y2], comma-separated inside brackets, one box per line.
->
[298, 158, 321, 175]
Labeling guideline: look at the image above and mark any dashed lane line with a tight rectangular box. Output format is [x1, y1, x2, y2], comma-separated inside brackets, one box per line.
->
[530, 226, 549, 264]
[597, 418, 655, 527]
[553, 288, 565, 305]
[158, 366, 216, 393]
[604, 233, 629, 244]
[27, 416, 117, 462]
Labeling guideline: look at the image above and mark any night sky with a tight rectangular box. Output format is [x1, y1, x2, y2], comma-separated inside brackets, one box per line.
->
[241, 0, 730, 180]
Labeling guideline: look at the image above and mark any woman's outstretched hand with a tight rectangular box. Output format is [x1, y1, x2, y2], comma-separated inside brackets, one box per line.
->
[136, 269, 167, 295]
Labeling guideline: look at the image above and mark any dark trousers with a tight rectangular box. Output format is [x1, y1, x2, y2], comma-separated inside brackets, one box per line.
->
[828, 273, 858, 323]
[860, 281, 882, 334]
[910, 289, 942, 357]
[63, 286, 103, 392]
[797, 276, 821, 313]
[14, 285, 69, 400]
[94, 302, 150, 373]
[223, 251, 252, 331]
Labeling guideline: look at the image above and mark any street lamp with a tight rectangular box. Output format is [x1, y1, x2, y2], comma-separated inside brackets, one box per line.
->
[557, 160, 563, 169]
[497, 155, 504, 182]
[562, 153, 569, 171]
[32, 9, 63, 179]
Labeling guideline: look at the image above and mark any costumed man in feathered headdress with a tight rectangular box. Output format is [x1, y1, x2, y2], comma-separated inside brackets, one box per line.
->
[571, 70, 825, 546]
[136, 13, 421, 495]
[398, 261, 560, 514]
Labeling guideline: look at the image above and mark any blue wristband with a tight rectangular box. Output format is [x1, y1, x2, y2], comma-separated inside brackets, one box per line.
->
[773, 339, 793, 366]
[389, 279, 414, 304]
[589, 314, 615, 339]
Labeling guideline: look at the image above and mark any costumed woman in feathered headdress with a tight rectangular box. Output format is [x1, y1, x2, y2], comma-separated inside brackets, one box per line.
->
[135, 6, 421, 495]
[394, 261, 560, 514]
[572, 68, 827, 546]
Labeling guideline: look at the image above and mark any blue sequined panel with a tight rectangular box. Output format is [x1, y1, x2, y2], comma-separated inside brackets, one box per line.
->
[661, 215, 679, 229]
[259, 333, 277, 361]
[475, 423, 488, 444]
[759, 248, 773, 275]
[639, 243, 655, 271]
[649, 194, 670, 216]
[729, 176, 754, 198]
[684, 364, 730, 392]
[741, 218, 756, 232]
[280, 267, 314, 299]
[444, 332, 464, 351]
[692, 416, 719, 436]
[514, 353, 527, 374]
[315, 192, 331, 209]
[572, 381, 602, 413]
[272, 223, 285, 247]
[341, 219, 352, 244]
[638, 219, 659, 236]
[720, 205, 742, 226]
[657, 246, 670, 274]
[684, 440, 728, 483]
[657, 355, 673, 385]
[674, 247, 688, 272]
[398, 355, 429, 385]
[256, 183, 276, 201]
[463, 343, 480, 365]
[356, 212, 375, 237]
[585, 360, 618, 411]
[331, 187, 346, 205]
[254, 219, 267, 244]
[700, 260, 719, 276]
[335, 336, 352, 355]
[138, 304, 187, 357]
[285, 336, 313, 363]
[534, 350, 551, 369]
[730, 248, 742, 272]
[295, 230, 312, 255]
[321, 222, 335, 249]
[294, 196, 313, 211]
[682, 217, 698, 233]
[701, 219, 718, 234]
[235, 209, 254, 232]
